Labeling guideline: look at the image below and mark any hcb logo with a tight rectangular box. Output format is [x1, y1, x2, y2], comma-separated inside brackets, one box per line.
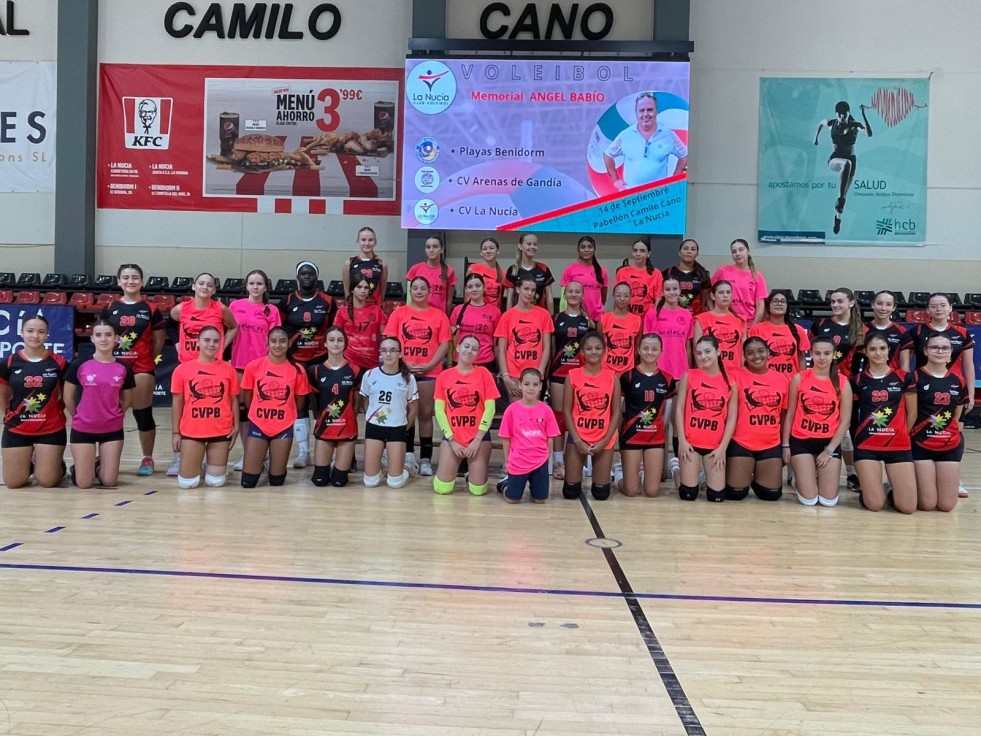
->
[123, 97, 173, 149]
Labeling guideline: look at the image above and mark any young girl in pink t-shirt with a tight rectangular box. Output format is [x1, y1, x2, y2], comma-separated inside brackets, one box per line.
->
[560, 236, 609, 321]
[498, 368, 560, 503]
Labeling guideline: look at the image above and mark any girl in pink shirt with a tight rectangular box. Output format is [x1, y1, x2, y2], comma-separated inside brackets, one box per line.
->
[498, 368, 560, 503]
[560, 235, 609, 321]
[711, 238, 767, 324]
[405, 234, 457, 315]
[643, 277, 693, 381]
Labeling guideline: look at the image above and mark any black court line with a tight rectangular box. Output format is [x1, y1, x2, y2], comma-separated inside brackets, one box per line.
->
[578, 495, 705, 736]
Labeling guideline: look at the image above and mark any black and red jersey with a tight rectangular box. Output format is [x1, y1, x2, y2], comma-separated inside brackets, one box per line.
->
[901, 324, 974, 379]
[0, 351, 67, 436]
[809, 318, 861, 377]
[906, 368, 967, 452]
[307, 362, 358, 441]
[662, 265, 707, 314]
[505, 262, 554, 307]
[849, 368, 913, 451]
[101, 298, 164, 373]
[348, 257, 385, 306]
[620, 368, 675, 447]
[281, 291, 335, 364]
[549, 311, 591, 379]
[863, 321, 907, 371]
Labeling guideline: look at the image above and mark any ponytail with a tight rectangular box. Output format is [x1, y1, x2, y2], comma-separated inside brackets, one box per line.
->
[811, 335, 841, 398]
[747, 254, 757, 280]
[833, 287, 865, 348]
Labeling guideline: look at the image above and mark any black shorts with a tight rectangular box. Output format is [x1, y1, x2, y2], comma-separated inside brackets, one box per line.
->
[71, 428, 125, 444]
[2, 427, 67, 449]
[365, 423, 407, 444]
[789, 436, 840, 459]
[691, 446, 715, 457]
[247, 422, 293, 443]
[727, 440, 782, 461]
[912, 437, 965, 463]
[854, 448, 913, 464]
[182, 435, 231, 444]
[619, 438, 665, 451]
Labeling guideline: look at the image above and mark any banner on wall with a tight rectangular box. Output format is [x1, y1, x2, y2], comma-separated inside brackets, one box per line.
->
[97, 64, 402, 216]
[0, 61, 56, 193]
[0, 305, 74, 360]
[758, 77, 929, 245]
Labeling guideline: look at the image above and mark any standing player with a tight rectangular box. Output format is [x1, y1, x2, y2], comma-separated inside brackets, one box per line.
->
[433, 335, 499, 495]
[342, 226, 388, 307]
[450, 273, 502, 374]
[863, 290, 908, 371]
[101, 263, 165, 476]
[494, 273, 554, 402]
[281, 261, 334, 470]
[307, 326, 360, 488]
[749, 291, 810, 376]
[333, 276, 387, 382]
[562, 332, 622, 501]
[726, 337, 789, 501]
[0, 315, 68, 489]
[466, 237, 506, 310]
[662, 238, 711, 315]
[711, 239, 767, 325]
[504, 232, 555, 313]
[406, 234, 457, 315]
[239, 326, 308, 489]
[548, 280, 592, 480]
[850, 332, 916, 513]
[695, 280, 746, 374]
[618, 333, 675, 497]
[616, 238, 664, 317]
[383, 276, 452, 476]
[599, 282, 642, 375]
[560, 236, 609, 322]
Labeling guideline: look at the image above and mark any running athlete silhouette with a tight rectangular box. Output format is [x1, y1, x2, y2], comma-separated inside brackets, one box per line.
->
[814, 101, 873, 234]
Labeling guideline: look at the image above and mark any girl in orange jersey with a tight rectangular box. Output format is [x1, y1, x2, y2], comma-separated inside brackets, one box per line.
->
[616, 238, 663, 316]
[562, 332, 622, 501]
[599, 282, 642, 375]
[406, 234, 457, 315]
[494, 273, 554, 402]
[694, 280, 746, 374]
[674, 335, 737, 502]
[466, 236, 506, 309]
[383, 276, 452, 477]
[170, 326, 239, 489]
[239, 326, 309, 489]
[168, 272, 237, 478]
[726, 337, 789, 501]
[308, 326, 360, 488]
[782, 334, 854, 507]
[748, 291, 810, 376]
[433, 335, 500, 495]
[450, 273, 502, 373]
[333, 277, 386, 380]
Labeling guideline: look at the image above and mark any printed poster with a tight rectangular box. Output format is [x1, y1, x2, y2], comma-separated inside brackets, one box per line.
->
[0, 61, 56, 192]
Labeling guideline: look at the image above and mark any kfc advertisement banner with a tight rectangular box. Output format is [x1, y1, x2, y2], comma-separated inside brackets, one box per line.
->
[98, 64, 401, 215]
[0, 61, 56, 193]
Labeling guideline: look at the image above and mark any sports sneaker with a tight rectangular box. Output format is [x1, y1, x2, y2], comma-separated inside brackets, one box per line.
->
[496, 474, 509, 494]
[137, 457, 155, 477]
[380, 449, 388, 471]
[668, 457, 680, 487]
[847, 473, 860, 492]
[419, 459, 434, 477]
[232, 458, 244, 472]
[612, 462, 623, 491]
[404, 452, 419, 477]
[166, 457, 180, 477]
[958, 485, 969, 499]
[292, 451, 309, 469]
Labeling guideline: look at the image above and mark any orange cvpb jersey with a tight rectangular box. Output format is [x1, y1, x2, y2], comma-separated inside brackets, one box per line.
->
[682, 368, 731, 448]
[567, 366, 618, 445]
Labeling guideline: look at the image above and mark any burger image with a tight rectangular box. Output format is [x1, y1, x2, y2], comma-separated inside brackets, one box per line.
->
[227, 134, 292, 172]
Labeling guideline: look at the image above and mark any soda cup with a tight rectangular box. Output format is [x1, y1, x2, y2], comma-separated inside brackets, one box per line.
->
[219, 112, 240, 156]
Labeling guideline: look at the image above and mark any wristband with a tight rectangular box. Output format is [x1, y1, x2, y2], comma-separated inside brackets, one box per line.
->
[781, 444, 790, 448]
[825, 447, 834, 456]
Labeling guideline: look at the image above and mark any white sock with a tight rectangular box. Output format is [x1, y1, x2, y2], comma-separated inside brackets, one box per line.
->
[845, 464, 856, 476]
[294, 417, 310, 454]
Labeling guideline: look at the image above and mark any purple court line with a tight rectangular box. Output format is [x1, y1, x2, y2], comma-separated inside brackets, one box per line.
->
[0, 543, 23, 552]
[0, 562, 978, 610]
[114, 500, 132, 507]
[81, 513, 99, 519]
[45, 527, 64, 534]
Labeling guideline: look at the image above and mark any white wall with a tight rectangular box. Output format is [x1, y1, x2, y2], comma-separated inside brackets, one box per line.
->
[0, 0, 57, 260]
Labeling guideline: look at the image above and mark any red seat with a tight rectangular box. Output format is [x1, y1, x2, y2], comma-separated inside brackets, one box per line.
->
[151, 294, 176, 313]
[42, 291, 67, 305]
[0, 289, 12, 304]
[905, 309, 929, 324]
[949, 310, 962, 325]
[89, 293, 115, 313]
[69, 292, 94, 310]
[965, 311, 981, 326]
[14, 290, 40, 305]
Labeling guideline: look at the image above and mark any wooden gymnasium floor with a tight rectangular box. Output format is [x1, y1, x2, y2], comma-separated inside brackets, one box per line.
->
[1, 417, 980, 735]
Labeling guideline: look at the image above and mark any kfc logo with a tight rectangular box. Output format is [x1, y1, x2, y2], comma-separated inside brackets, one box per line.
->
[123, 97, 173, 149]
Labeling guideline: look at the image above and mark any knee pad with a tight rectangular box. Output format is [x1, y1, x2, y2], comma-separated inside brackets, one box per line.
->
[468, 481, 488, 496]
[177, 475, 200, 489]
[133, 406, 156, 432]
[433, 477, 455, 495]
[797, 492, 819, 507]
[239, 403, 249, 423]
[204, 472, 227, 487]
[751, 481, 782, 502]
[591, 482, 611, 501]
[311, 465, 331, 487]
[268, 473, 286, 487]
[817, 494, 839, 507]
[706, 486, 726, 503]
[387, 470, 409, 489]
[240, 471, 260, 489]
[562, 480, 582, 500]
[724, 485, 749, 501]
[679, 483, 699, 501]
[329, 466, 350, 488]
[363, 472, 382, 488]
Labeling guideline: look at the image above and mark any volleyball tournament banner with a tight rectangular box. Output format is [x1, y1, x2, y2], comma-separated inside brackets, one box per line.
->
[0, 306, 73, 360]
[98, 65, 402, 215]
[0, 61, 56, 193]
[759, 77, 929, 245]
[401, 59, 690, 233]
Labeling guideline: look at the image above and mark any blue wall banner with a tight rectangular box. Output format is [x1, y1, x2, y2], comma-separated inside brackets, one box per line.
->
[758, 77, 929, 245]
[0, 305, 74, 360]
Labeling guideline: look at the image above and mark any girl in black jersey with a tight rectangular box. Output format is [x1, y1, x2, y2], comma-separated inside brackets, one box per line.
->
[505, 232, 555, 313]
[864, 290, 908, 372]
[281, 260, 335, 470]
[617, 333, 675, 497]
[849, 333, 916, 513]
[0, 314, 68, 488]
[101, 263, 165, 476]
[814, 101, 873, 235]
[308, 326, 359, 488]
[661, 238, 711, 315]
[906, 333, 967, 512]
[341, 226, 388, 307]
[548, 279, 592, 479]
